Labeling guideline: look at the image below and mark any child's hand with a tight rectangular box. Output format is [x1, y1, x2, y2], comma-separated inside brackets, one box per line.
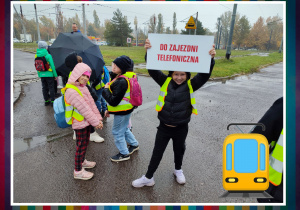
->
[95, 121, 103, 130]
[105, 110, 110, 118]
[144, 39, 152, 50]
[104, 83, 109, 88]
[209, 44, 216, 58]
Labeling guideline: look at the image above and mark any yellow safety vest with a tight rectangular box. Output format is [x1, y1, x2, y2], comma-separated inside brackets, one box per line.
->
[34, 54, 52, 72]
[155, 77, 198, 115]
[95, 71, 105, 90]
[107, 72, 135, 112]
[61, 84, 84, 125]
[269, 129, 283, 186]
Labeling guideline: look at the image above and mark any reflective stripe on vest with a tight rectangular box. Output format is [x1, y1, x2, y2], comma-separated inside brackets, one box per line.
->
[107, 72, 135, 112]
[155, 77, 171, 112]
[155, 77, 198, 115]
[187, 79, 198, 115]
[269, 129, 283, 186]
[95, 71, 105, 90]
[63, 84, 84, 124]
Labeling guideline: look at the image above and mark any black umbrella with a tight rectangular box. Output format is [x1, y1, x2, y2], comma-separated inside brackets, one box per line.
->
[49, 32, 105, 81]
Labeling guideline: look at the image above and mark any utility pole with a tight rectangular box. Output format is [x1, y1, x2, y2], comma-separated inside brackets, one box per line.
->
[279, 37, 283, 53]
[218, 26, 222, 50]
[20, 5, 27, 43]
[153, 16, 156, 33]
[226, 4, 237, 60]
[55, 4, 63, 37]
[136, 25, 138, 47]
[267, 28, 273, 51]
[14, 5, 27, 43]
[82, 4, 86, 35]
[194, 12, 198, 35]
[34, 4, 41, 42]
[216, 18, 220, 49]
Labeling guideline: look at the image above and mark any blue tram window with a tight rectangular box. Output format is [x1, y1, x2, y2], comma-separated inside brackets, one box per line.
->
[226, 143, 232, 171]
[234, 139, 258, 173]
[260, 144, 266, 170]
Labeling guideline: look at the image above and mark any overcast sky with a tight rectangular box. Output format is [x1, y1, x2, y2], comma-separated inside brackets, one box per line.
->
[13, 2, 284, 33]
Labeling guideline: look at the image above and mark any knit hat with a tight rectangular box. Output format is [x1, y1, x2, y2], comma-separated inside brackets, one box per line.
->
[38, 41, 48, 49]
[168, 71, 191, 80]
[82, 71, 91, 78]
[65, 52, 78, 70]
[113, 55, 133, 74]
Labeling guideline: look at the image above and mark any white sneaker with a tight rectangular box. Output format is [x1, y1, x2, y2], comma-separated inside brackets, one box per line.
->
[132, 175, 155, 188]
[90, 132, 104, 143]
[174, 169, 186, 184]
[73, 131, 76, 140]
[73, 168, 94, 180]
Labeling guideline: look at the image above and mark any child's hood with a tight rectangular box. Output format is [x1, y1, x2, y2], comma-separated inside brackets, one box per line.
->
[68, 63, 92, 84]
[36, 48, 49, 57]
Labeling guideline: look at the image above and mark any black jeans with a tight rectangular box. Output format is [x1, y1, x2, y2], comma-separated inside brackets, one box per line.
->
[41, 77, 55, 102]
[54, 78, 57, 94]
[145, 122, 188, 179]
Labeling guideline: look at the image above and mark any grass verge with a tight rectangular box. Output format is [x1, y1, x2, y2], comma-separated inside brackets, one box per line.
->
[14, 43, 282, 78]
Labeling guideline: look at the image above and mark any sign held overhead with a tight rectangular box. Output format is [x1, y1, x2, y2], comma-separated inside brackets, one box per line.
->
[146, 33, 214, 73]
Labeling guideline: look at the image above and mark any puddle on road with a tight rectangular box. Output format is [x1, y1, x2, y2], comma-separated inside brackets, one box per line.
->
[14, 131, 73, 154]
[204, 74, 253, 87]
[249, 53, 270, 57]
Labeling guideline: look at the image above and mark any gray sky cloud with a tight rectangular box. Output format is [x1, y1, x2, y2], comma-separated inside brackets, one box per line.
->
[14, 2, 284, 33]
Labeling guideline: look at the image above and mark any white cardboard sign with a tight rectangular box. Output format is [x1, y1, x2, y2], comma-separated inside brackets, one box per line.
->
[146, 34, 214, 73]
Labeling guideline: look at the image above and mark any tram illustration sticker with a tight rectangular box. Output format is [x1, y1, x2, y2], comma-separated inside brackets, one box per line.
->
[223, 123, 269, 191]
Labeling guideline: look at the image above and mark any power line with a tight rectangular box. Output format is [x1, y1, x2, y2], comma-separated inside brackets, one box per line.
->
[179, 13, 198, 23]
[219, 4, 232, 11]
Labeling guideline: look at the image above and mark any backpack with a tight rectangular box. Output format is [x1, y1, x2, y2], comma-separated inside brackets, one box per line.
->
[102, 66, 110, 85]
[53, 95, 71, 128]
[119, 74, 143, 107]
[53, 85, 84, 128]
[34, 56, 50, 72]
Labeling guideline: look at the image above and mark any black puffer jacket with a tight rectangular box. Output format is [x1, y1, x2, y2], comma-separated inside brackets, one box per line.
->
[102, 76, 134, 115]
[148, 58, 215, 126]
[252, 97, 283, 202]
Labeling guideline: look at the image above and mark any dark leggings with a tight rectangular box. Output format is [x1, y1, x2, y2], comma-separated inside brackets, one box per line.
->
[145, 123, 188, 179]
[74, 125, 92, 171]
[41, 77, 55, 102]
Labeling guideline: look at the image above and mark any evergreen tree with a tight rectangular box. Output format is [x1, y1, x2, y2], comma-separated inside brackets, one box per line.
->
[87, 24, 97, 36]
[93, 10, 100, 29]
[172, 12, 177, 34]
[156, 13, 164, 34]
[148, 14, 156, 33]
[166, 27, 171, 34]
[181, 19, 206, 35]
[104, 9, 133, 46]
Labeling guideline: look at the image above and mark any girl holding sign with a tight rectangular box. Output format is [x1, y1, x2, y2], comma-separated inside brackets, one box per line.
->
[132, 39, 216, 187]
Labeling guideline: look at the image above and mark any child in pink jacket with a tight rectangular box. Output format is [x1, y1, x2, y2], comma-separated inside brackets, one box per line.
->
[65, 63, 103, 180]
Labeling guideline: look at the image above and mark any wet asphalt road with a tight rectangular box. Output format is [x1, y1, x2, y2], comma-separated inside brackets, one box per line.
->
[13, 50, 283, 204]
[14, 50, 37, 73]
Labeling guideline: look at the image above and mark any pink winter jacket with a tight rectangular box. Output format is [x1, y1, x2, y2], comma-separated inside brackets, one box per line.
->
[64, 63, 102, 130]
